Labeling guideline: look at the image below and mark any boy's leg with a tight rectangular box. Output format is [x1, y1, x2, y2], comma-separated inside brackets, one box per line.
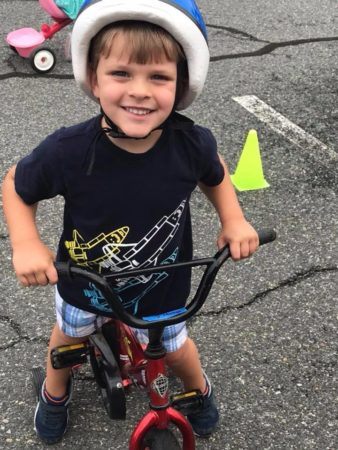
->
[35, 322, 89, 445]
[35, 289, 111, 444]
[45, 322, 87, 397]
[165, 336, 219, 437]
[165, 337, 206, 392]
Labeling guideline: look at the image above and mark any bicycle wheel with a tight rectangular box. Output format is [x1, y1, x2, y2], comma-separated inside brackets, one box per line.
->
[142, 428, 181, 450]
[100, 360, 126, 419]
[89, 343, 126, 419]
[31, 366, 45, 398]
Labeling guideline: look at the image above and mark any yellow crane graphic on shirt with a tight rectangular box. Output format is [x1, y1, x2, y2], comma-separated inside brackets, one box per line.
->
[65, 226, 130, 268]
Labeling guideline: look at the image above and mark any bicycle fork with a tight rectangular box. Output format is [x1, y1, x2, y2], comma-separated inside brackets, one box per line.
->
[129, 328, 195, 450]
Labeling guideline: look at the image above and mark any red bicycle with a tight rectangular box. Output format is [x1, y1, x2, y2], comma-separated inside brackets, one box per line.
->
[32, 229, 276, 449]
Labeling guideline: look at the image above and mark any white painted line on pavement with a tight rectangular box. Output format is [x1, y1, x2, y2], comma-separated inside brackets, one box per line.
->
[233, 95, 337, 163]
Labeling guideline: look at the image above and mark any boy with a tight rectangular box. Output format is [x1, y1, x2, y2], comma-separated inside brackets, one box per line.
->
[2, 0, 259, 444]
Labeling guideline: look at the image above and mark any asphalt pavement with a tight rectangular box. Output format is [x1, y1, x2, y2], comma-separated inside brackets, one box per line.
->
[0, 1, 337, 449]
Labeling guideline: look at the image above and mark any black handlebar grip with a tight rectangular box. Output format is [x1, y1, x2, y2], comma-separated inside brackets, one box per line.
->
[55, 262, 67, 274]
[258, 229, 277, 246]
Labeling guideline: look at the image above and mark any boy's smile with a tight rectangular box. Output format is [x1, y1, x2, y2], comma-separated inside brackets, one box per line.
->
[91, 35, 177, 152]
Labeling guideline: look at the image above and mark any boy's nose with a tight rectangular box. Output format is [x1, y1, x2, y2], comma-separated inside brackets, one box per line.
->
[128, 78, 150, 98]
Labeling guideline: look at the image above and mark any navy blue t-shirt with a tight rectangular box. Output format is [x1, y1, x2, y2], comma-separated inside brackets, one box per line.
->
[15, 115, 224, 317]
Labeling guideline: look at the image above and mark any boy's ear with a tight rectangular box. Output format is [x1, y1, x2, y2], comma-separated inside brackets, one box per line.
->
[89, 69, 99, 97]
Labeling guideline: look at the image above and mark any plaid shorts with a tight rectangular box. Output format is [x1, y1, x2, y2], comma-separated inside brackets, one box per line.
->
[55, 288, 187, 353]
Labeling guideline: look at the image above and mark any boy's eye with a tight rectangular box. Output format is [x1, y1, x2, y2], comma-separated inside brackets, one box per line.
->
[153, 73, 169, 80]
[152, 74, 170, 81]
[111, 71, 129, 78]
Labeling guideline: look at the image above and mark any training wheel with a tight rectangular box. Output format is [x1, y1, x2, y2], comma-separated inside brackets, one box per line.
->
[101, 365, 125, 418]
[29, 47, 56, 73]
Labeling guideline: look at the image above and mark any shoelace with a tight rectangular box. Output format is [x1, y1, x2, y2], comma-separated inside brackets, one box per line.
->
[40, 402, 67, 426]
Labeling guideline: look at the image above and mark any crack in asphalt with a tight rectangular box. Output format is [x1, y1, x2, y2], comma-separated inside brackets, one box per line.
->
[0, 265, 336, 351]
[0, 72, 73, 81]
[195, 265, 337, 318]
[207, 24, 270, 43]
[1, 31, 337, 80]
[209, 25, 338, 62]
[0, 314, 48, 350]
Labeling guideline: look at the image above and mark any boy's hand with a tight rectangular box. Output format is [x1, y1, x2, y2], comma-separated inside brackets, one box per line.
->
[217, 219, 259, 261]
[12, 239, 58, 287]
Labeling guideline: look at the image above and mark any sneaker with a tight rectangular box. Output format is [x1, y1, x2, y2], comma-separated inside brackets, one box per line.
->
[187, 373, 219, 437]
[34, 378, 73, 444]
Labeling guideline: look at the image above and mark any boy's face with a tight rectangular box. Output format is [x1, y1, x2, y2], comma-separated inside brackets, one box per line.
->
[91, 34, 177, 141]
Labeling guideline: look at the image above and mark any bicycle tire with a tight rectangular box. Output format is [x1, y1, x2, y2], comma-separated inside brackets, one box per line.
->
[101, 321, 120, 365]
[100, 362, 126, 419]
[31, 366, 45, 398]
[142, 428, 181, 450]
[89, 347, 126, 419]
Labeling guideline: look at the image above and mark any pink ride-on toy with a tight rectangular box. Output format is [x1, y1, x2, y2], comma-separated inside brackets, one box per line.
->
[6, 0, 73, 73]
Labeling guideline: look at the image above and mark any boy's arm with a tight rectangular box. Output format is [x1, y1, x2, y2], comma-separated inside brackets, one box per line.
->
[198, 154, 259, 260]
[2, 165, 58, 286]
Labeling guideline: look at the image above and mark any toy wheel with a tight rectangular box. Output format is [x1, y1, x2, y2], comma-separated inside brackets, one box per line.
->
[31, 366, 45, 398]
[142, 428, 181, 450]
[29, 47, 56, 73]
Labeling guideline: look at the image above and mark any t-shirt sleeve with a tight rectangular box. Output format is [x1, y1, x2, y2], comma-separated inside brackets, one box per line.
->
[15, 131, 66, 205]
[195, 127, 224, 186]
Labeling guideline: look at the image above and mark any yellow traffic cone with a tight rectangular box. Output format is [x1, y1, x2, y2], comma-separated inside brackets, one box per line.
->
[230, 129, 269, 191]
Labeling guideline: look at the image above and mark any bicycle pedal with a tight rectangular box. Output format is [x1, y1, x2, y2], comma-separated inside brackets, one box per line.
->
[51, 343, 91, 369]
[171, 389, 204, 415]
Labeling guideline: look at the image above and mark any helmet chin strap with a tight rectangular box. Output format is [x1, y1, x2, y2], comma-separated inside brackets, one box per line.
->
[101, 106, 195, 139]
[100, 107, 164, 140]
[85, 107, 194, 175]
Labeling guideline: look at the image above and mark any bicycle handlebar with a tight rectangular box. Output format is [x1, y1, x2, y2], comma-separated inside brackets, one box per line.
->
[55, 229, 276, 329]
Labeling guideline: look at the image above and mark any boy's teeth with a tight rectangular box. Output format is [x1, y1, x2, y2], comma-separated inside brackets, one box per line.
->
[125, 107, 150, 115]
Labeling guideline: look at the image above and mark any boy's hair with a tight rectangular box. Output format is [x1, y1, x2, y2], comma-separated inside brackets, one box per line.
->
[88, 21, 188, 107]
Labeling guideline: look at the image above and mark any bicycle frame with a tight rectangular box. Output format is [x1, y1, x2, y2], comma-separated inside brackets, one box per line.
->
[116, 320, 148, 388]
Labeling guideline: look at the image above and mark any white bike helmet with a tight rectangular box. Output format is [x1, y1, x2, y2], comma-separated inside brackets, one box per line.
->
[71, 0, 209, 110]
